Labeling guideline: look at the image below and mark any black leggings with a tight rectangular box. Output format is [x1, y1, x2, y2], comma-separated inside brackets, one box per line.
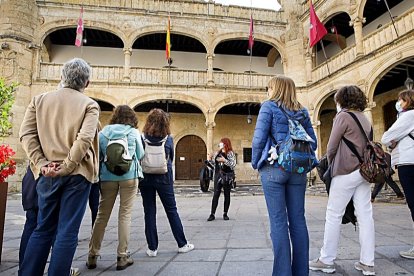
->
[398, 165, 414, 221]
[210, 175, 231, 215]
[371, 175, 404, 200]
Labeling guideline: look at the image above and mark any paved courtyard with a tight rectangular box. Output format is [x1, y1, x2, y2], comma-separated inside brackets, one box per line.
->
[1, 188, 414, 275]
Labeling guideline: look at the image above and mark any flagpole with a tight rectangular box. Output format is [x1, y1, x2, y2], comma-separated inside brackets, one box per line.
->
[319, 40, 331, 76]
[249, 0, 253, 90]
[383, 0, 399, 38]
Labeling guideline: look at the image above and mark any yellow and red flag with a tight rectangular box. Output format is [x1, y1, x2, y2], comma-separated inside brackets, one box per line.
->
[166, 16, 171, 61]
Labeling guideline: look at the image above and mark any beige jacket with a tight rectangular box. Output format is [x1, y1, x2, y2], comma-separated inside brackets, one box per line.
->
[19, 88, 100, 183]
[327, 109, 372, 177]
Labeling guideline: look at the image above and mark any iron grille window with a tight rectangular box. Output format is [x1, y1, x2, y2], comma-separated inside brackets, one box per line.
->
[243, 148, 252, 163]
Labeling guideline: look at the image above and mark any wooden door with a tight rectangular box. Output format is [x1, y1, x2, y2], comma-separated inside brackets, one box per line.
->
[175, 135, 206, 180]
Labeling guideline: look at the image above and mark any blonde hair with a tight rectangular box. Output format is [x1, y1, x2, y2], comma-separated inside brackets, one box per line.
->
[267, 75, 302, 111]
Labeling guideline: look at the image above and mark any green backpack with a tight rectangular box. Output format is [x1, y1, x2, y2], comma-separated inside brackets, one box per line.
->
[104, 136, 133, 176]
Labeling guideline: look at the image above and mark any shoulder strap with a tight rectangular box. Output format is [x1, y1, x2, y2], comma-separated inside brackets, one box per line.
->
[409, 133, 414, 141]
[345, 112, 373, 142]
[342, 137, 363, 164]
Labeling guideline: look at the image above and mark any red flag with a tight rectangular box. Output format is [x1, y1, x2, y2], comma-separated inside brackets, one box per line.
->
[166, 16, 171, 61]
[309, 0, 327, 48]
[75, 7, 83, 47]
[248, 14, 254, 54]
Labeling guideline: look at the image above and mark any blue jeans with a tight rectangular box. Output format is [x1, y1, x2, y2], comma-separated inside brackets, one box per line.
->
[139, 174, 187, 250]
[89, 182, 100, 227]
[19, 207, 38, 268]
[260, 165, 309, 276]
[19, 175, 91, 276]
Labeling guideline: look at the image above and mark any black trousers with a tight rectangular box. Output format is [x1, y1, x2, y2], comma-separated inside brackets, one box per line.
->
[210, 175, 231, 215]
[371, 176, 404, 200]
[398, 165, 414, 221]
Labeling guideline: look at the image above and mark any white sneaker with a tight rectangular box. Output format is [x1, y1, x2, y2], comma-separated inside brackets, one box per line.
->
[178, 243, 194, 253]
[354, 261, 375, 275]
[400, 246, 414, 259]
[146, 249, 157, 257]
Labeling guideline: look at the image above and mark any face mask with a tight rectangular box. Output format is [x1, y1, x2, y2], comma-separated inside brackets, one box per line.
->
[219, 142, 224, 149]
[395, 101, 403, 113]
[336, 103, 341, 113]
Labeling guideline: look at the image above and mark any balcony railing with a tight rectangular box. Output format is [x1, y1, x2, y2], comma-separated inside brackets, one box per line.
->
[311, 7, 414, 82]
[37, 0, 284, 23]
[38, 63, 272, 88]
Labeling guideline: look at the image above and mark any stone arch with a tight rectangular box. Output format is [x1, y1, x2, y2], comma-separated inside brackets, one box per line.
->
[36, 20, 127, 47]
[212, 97, 263, 122]
[319, 6, 353, 23]
[128, 93, 209, 119]
[174, 130, 207, 147]
[129, 25, 208, 53]
[211, 32, 285, 60]
[358, 0, 368, 20]
[366, 45, 414, 102]
[311, 79, 356, 123]
[85, 91, 121, 108]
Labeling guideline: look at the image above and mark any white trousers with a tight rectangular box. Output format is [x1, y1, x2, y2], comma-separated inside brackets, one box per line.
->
[319, 169, 375, 266]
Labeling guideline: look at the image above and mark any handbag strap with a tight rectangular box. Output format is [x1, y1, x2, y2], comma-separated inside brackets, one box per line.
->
[342, 137, 363, 164]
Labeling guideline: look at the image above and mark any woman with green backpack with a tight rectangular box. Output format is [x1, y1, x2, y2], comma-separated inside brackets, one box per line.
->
[86, 105, 144, 271]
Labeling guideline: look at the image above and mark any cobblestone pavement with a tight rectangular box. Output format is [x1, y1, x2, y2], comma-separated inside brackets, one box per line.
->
[1, 184, 413, 276]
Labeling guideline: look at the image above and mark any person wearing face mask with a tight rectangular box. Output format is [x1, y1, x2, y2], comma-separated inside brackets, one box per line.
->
[309, 86, 376, 275]
[207, 138, 236, 221]
[382, 89, 414, 260]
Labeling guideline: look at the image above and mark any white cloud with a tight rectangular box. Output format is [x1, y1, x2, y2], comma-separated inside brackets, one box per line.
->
[205, 0, 282, 11]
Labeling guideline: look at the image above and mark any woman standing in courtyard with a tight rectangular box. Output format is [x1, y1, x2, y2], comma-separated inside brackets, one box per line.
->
[382, 89, 414, 260]
[139, 108, 194, 257]
[252, 75, 317, 276]
[309, 86, 375, 275]
[207, 138, 236, 221]
[87, 105, 144, 271]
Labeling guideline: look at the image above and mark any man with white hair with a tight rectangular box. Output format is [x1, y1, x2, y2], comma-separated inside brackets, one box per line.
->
[19, 58, 100, 276]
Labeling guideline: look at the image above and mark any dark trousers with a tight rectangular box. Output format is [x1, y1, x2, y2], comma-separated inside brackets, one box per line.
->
[210, 175, 231, 215]
[89, 183, 100, 227]
[19, 208, 38, 268]
[19, 175, 91, 276]
[139, 174, 187, 251]
[371, 176, 404, 200]
[398, 165, 414, 221]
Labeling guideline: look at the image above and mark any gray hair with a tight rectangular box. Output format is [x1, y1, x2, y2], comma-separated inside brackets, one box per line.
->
[60, 58, 91, 92]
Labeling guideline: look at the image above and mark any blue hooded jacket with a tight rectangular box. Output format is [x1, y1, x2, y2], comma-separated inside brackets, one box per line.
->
[252, 100, 317, 170]
[99, 124, 144, 181]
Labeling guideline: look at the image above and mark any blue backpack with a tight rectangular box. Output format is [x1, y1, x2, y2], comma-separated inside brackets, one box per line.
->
[275, 107, 318, 174]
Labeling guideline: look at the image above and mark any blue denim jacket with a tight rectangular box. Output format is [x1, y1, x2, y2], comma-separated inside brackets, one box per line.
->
[251, 100, 317, 170]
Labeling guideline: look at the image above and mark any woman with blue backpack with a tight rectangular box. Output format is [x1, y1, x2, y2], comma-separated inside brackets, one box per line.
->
[87, 105, 144, 271]
[252, 75, 317, 276]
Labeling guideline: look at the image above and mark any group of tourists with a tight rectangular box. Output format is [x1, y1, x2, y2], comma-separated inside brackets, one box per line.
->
[16, 57, 414, 276]
[252, 75, 414, 276]
[17, 58, 194, 276]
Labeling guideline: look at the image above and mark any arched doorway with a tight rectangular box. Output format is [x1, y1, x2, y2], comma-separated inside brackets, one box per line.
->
[175, 135, 206, 180]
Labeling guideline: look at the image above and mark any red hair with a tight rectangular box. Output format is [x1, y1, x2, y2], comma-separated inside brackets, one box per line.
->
[220, 138, 233, 153]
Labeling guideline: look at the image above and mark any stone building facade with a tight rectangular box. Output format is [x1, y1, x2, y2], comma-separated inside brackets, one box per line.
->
[0, 0, 413, 191]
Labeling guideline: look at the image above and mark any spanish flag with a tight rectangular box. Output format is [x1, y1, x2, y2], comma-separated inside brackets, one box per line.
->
[166, 16, 171, 61]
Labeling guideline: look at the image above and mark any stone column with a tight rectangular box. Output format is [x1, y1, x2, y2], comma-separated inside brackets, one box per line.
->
[305, 52, 312, 84]
[351, 17, 365, 57]
[364, 102, 376, 125]
[206, 53, 215, 86]
[312, 120, 321, 159]
[123, 47, 132, 81]
[205, 121, 216, 154]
